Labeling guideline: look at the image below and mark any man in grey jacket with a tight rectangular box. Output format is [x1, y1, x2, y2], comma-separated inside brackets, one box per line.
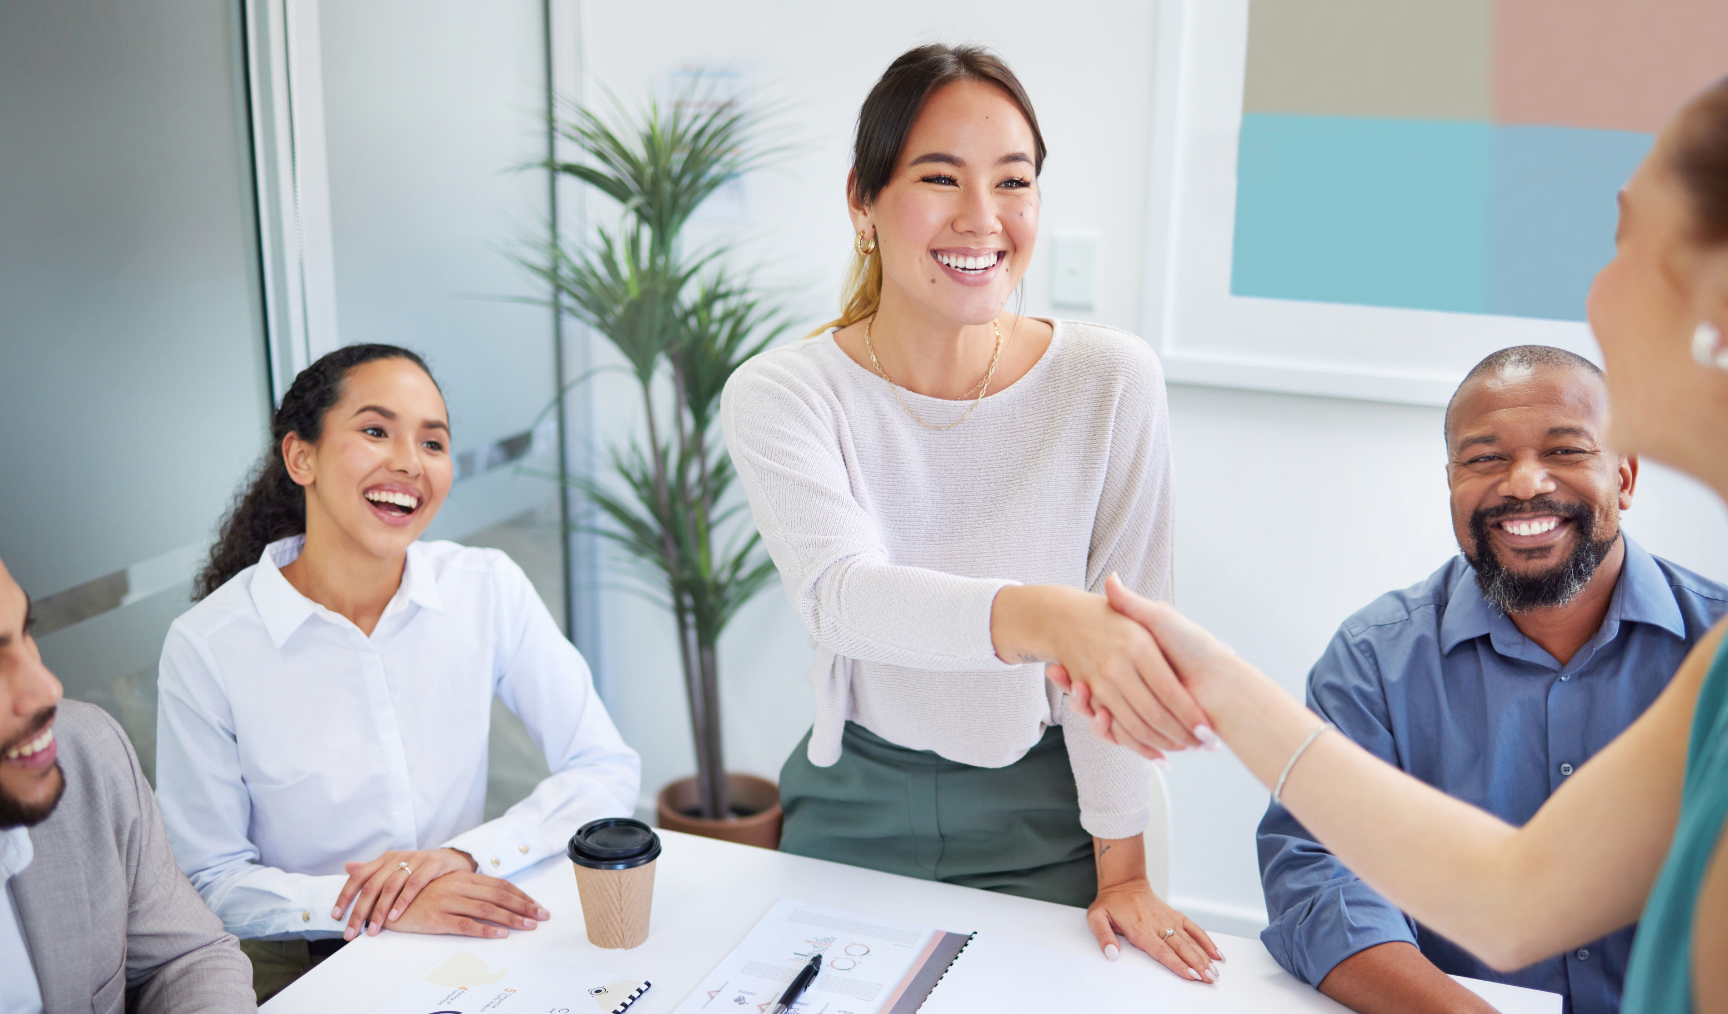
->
[1, 554, 254, 1012]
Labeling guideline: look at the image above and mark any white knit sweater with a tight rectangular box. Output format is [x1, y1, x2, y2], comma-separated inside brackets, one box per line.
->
[720, 320, 1172, 839]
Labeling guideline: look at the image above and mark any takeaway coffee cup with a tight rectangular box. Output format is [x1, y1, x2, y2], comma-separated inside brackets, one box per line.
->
[567, 817, 661, 949]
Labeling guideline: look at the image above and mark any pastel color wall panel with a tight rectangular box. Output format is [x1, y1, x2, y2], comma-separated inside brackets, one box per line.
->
[1232, 114, 1492, 314]
[1242, 0, 1492, 119]
[1494, 0, 1728, 133]
[1488, 126, 1653, 321]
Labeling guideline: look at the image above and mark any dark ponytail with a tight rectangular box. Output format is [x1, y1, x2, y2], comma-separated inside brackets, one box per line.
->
[194, 344, 438, 600]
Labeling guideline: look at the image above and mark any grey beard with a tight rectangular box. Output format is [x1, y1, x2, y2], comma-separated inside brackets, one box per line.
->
[1471, 529, 1620, 614]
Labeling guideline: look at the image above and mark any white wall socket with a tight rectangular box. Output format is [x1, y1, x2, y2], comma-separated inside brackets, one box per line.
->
[1050, 229, 1100, 309]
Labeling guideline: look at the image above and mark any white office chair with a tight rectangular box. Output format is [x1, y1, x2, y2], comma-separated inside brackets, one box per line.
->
[1145, 762, 1172, 900]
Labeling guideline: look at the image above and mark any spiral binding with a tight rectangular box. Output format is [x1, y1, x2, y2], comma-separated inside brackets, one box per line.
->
[913, 932, 977, 1012]
[606, 980, 650, 1014]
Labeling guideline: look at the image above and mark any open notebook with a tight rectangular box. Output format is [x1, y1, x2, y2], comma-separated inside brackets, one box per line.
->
[671, 898, 1178, 1014]
[673, 899, 1561, 1014]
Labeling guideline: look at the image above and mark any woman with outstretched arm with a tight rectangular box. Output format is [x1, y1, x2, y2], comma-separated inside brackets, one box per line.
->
[1061, 78, 1728, 1013]
[721, 44, 1219, 983]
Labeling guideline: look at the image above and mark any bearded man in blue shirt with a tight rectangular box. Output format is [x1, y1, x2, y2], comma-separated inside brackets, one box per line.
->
[1257, 345, 1728, 1014]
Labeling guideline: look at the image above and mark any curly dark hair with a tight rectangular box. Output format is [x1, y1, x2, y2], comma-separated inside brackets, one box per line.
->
[194, 344, 439, 600]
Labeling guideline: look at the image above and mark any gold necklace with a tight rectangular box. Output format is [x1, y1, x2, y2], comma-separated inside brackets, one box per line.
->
[863, 316, 1004, 431]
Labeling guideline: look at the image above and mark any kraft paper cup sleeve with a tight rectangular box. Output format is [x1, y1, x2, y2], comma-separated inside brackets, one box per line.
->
[571, 858, 656, 949]
[567, 818, 661, 950]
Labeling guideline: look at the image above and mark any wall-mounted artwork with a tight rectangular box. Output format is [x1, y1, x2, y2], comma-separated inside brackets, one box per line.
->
[1142, 0, 1728, 405]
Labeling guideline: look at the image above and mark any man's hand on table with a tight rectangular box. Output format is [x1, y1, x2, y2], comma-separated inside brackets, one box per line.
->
[380, 871, 552, 940]
[1318, 942, 1499, 1014]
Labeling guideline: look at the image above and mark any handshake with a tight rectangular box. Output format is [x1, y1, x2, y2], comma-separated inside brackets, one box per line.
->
[993, 575, 1247, 765]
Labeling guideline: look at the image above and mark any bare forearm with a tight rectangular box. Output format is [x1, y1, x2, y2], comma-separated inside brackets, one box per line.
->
[1116, 593, 1712, 971]
[990, 584, 1080, 663]
[1093, 834, 1146, 888]
[1194, 659, 1547, 966]
[1318, 943, 1497, 1014]
[1195, 651, 1677, 967]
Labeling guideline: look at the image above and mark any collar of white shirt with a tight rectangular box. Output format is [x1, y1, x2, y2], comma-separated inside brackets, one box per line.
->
[0, 825, 32, 882]
[249, 535, 446, 648]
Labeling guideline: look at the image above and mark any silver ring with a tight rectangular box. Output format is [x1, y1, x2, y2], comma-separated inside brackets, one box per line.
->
[397, 861, 413, 877]
[1161, 927, 1176, 940]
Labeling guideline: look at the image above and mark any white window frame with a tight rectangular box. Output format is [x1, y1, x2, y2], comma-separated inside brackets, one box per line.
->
[243, 0, 341, 402]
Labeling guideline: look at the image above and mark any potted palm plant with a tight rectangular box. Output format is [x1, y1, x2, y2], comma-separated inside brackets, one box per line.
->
[524, 82, 789, 846]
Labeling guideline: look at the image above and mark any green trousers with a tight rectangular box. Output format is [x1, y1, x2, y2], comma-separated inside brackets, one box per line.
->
[778, 722, 1096, 907]
[240, 938, 344, 1003]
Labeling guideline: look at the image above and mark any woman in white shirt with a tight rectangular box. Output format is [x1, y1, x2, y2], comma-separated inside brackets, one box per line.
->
[721, 45, 1219, 984]
[155, 344, 639, 999]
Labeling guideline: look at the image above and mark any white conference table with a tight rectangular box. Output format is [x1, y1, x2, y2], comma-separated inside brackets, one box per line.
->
[263, 829, 1341, 1013]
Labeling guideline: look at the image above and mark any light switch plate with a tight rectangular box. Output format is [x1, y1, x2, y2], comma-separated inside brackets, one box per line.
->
[1051, 229, 1100, 309]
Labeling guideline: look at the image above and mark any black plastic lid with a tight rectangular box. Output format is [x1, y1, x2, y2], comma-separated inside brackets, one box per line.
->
[567, 817, 662, 870]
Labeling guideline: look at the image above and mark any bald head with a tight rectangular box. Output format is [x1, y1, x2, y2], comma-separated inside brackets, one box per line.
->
[1445, 346, 1607, 448]
[1443, 347, 1634, 617]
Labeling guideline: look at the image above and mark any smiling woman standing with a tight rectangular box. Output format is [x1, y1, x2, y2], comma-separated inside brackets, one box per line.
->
[720, 45, 1220, 983]
[153, 345, 639, 1001]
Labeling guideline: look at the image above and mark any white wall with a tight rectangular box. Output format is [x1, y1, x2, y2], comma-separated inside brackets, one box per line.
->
[573, 0, 1728, 935]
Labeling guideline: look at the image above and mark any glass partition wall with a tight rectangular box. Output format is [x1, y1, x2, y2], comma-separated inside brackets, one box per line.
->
[0, 0, 274, 782]
[1, 0, 584, 818]
[315, 0, 575, 816]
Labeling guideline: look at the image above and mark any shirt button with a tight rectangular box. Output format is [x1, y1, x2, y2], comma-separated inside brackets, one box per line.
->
[1559, 674, 1571, 682]
[491, 857, 500, 867]
[519, 845, 529, 854]
[1560, 763, 1575, 776]
[1576, 948, 1590, 961]
[302, 911, 311, 922]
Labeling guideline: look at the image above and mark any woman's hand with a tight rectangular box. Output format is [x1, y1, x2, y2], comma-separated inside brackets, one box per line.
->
[1050, 576, 1244, 754]
[382, 871, 551, 939]
[992, 579, 1210, 757]
[333, 847, 479, 940]
[1087, 834, 1221, 982]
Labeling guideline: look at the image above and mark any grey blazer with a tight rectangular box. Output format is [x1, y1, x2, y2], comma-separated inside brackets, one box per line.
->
[11, 700, 254, 1013]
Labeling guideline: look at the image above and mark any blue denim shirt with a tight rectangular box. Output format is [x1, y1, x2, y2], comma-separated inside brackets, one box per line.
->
[1257, 536, 1728, 1014]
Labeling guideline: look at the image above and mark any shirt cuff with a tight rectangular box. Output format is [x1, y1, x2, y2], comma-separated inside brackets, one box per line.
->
[443, 823, 541, 880]
[269, 874, 349, 940]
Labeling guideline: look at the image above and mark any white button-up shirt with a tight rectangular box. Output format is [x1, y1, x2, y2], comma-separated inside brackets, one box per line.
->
[155, 537, 640, 940]
[1, 825, 44, 1013]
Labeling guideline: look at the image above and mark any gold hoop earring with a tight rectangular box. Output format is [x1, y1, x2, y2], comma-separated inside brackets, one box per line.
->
[855, 230, 877, 256]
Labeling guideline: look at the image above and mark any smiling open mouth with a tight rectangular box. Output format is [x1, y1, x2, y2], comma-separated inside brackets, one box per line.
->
[1500, 516, 1561, 537]
[2, 726, 53, 762]
[933, 250, 1005, 275]
[364, 489, 421, 516]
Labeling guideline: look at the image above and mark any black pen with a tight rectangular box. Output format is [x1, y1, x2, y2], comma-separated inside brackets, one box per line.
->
[768, 953, 823, 1014]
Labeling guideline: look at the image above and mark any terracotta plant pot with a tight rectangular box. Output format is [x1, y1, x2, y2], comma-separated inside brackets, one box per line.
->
[655, 773, 783, 850]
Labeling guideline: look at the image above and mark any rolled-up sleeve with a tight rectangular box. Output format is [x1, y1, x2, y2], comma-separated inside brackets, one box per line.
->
[1257, 629, 1417, 986]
